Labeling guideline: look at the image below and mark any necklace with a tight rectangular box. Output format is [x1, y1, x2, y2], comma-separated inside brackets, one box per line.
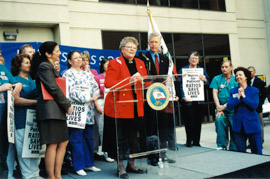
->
[128, 60, 133, 64]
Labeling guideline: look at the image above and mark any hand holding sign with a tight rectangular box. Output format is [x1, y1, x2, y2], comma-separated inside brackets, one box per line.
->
[199, 74, 207, 83]
[0, 83, 13, 91]
[89, 93, 99, 102]
[183, 97, 192, 102]
[67, 106, 73, 115]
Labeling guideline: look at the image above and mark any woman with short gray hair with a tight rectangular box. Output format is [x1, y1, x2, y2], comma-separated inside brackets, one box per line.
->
[103, 36, 147, 179]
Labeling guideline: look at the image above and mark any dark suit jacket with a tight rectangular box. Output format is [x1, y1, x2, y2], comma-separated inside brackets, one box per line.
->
[36, 61, 71, 121]
[251, 77, 265, 113]
[227, 86, 261, 134]
[144, 51, 169, 75]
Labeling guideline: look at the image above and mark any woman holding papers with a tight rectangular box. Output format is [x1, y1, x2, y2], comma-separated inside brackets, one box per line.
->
[178, 51, 209, 147]
[0, 64, 22, 178]
[227, 67, 262, 154]
[103, 37, 148, 179]
[9, 54, 39, 178]
[31, 41, 73, 179]
[63, 51, 101, 176]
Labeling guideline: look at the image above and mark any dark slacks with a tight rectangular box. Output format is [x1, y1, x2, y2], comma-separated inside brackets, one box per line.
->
[182, 102, 203, 146]
[234, 126, 262, 155]
[103, 115, 146, 160]
[0, 104, 8, 178]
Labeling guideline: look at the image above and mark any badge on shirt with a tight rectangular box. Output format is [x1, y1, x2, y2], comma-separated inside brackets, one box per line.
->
[0, 75, 8, 80]
[0, 93, 5, 104]
[219, 84, 225, 89]
[232, 93, 238, 98]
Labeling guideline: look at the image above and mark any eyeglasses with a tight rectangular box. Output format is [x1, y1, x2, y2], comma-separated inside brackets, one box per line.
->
[125, 46, 137, 50]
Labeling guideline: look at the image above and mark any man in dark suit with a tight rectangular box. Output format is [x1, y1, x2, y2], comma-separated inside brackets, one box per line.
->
[139, 32, 176, 165]
[247, 66, 265, 145]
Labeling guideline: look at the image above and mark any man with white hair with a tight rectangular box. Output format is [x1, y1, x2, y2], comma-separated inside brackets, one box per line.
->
[139, 32, 176, 165]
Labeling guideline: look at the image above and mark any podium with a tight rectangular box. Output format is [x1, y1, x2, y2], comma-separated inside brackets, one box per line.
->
[107, 74, 179, 176]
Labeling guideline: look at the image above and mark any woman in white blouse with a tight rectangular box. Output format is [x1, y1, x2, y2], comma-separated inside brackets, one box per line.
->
[63, 51, 101, 176]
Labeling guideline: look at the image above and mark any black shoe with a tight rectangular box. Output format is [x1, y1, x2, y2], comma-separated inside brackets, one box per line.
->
[39, 170, 48, 178]
[120, 173, 129, 179]
[193, 143, 201, 147]
[94, 153, 104, 161]
[61, 169, 68, 175]
[116, 170, 129, 179]
[126, 165, 145, 174]
[162, 156, 176, 163]
[186, 143, 192, 147]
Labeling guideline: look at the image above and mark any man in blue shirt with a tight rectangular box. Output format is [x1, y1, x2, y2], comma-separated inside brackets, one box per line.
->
[139, 32, 176, 165]
[210, 60, 238, 151]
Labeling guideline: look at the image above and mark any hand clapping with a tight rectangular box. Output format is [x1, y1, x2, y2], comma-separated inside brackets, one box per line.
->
[238, 87, 246, 99]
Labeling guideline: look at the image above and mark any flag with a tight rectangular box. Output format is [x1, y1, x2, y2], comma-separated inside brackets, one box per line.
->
[147, 2, 176, 99]
[147, 3, 176, 75]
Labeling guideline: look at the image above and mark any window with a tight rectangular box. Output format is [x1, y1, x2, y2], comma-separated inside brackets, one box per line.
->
[102, 31, 231, 125]
[173, 34, 203, 56]
[199, 0, 226, 11]
[100, 0, 135, 4]
[102, 31, 139, 50]
[100, 0, 226, 11]
[170, 0, 199, 9]
[203, 35, 230, 56]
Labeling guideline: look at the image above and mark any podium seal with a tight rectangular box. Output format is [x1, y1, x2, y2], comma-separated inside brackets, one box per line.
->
[146, 82, 170, 110]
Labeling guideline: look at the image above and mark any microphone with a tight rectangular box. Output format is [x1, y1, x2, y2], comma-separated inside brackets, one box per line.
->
[138, 52, 151, 75]
[138, 52, 150, 62]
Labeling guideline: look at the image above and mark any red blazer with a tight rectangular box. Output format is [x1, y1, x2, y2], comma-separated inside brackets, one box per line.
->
[104, 55, 148, 119]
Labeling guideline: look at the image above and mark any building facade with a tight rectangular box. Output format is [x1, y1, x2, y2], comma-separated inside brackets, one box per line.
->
[1, 0, 270, 123]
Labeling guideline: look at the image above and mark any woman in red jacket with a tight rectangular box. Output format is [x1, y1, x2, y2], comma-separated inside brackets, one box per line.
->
[103, 37, 148, 179]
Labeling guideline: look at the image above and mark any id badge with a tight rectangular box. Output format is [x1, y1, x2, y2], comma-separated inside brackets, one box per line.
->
[218, 84, 225, 92]
[232, 93, 238, 98]
[0, 93, 5, 104]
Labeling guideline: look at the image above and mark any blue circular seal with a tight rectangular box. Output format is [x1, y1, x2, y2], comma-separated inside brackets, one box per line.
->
[146, 82, 170, 110]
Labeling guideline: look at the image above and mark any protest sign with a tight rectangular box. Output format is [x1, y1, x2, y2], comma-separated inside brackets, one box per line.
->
[22, 109, 46, 158]
[7, 90, 15, 143]
[182, 68, 204, 101]
[66, 101, 88, 129]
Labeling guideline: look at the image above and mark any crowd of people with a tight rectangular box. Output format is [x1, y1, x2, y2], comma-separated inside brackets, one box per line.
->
[0, 32, 268, 179]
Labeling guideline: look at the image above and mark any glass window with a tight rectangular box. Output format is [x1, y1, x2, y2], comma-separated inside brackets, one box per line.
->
[100, 0, 135, 4]
[170, 0, 199, 9]
[140, 32, 148, 50]
[204, 56, 229, 80]
[173, 34, 203, 56]
[137, 0, 169, 6]
[102, 31, 139, 50]
[100, 0, 226, 11]
[203, 34, 230, 56]
[199, 0, 226, 11]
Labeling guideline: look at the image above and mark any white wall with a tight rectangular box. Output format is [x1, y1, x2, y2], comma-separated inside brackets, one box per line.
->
[0, 26, 54, 42]
[235, 0, 270, 83]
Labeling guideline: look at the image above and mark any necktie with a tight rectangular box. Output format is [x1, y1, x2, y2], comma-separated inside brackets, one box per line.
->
[155, 54, 159, 75]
